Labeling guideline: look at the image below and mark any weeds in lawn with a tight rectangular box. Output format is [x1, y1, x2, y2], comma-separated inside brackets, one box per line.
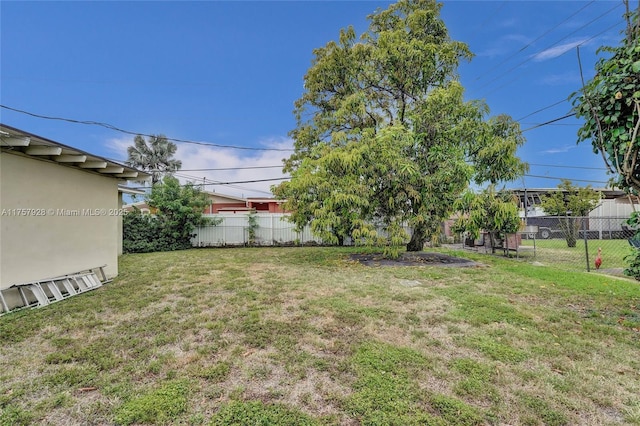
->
[0, 247, 639, 425]
[114, 380, 189, 425]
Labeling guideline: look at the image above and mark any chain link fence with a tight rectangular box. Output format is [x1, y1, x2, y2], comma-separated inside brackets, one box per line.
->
[465, 216, 638, 274]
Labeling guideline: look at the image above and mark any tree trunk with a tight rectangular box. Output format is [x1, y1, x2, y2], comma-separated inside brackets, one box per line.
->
[563, 217, 578, 248]
[489, 231, 497, 254]
[407, 223, 427, 252]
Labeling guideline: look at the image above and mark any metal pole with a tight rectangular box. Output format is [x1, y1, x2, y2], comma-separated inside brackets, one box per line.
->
[524, 187, 528, 225]
[583, 216, 590, 272]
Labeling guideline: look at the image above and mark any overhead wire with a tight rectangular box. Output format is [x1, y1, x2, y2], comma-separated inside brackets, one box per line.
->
[2, 4, 623, 189]
[515, 99, 568, 121]
[476, 1, 508, 29]
[478, 3, 624, 96]
[174, 171, 283, 195]
[524, 174, 608, 185]
[0, 104, 294, 152]
[528, 163, 608, 171]
[474, 0, 596, 82]
[521, 113, 575, 132]
[127, 176, 289, 191]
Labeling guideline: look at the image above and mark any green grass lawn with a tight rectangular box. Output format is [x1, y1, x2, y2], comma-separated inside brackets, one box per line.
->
[1, 247, 639, 425]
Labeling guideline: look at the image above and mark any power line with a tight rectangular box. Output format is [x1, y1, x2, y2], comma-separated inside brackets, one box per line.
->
[475, 1, 596, 82]
[516, 99, 568, 121]
[528, 163, 608, 171]
[478, 4, 624, 96]
[521, 113, 575, 132]
[128, 176, 289, 190]
[0, 104, 294, 152]
[174, 165, 282, 172]
[104, 155, 284, 172]
[525, 174, 608, 185]
[171, 172, 281, 196]
[477, 1, 508, 29]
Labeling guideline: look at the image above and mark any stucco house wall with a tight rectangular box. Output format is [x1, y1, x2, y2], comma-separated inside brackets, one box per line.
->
[0, 152, 120, 288]
[0, 124, 148, 312]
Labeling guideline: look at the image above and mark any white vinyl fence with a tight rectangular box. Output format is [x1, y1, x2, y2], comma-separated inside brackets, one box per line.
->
[191, 213, 322, 246]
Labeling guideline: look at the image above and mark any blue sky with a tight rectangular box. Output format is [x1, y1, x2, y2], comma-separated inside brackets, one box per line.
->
[0, 1, 628, 197]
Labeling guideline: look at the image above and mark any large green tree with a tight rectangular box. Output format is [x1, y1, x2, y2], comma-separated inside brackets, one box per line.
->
[539, 180, 601, 248]
[126, 134, 182, 185]
[274, 0, 527, 255]
[571, 2, 640, 193]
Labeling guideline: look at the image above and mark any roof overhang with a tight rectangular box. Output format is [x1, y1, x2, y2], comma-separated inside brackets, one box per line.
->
[0, 124, 151, 182]
[118, 185, 148, 196]
[202, 191, 248, 203]
[247, 198, 285, 203]
[510, 187, 627, 200]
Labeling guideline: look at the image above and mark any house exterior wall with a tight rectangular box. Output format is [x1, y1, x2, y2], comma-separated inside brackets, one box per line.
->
[589, 198, 637, 218]
[0, 152, 120, 292]
[118, 192, 124, 256]
[247, 201, 285, 213]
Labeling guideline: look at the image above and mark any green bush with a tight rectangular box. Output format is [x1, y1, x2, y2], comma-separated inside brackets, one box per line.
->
[624, 212, 640, 280]
[123, 208, 193, 253]
[123, 177, 218, 253]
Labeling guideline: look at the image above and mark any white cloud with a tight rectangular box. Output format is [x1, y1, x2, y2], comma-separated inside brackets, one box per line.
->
[105, 133, 293, 198]
[541, 145, 577, 154]
[105, 135, 132, 161]
[172, 137, 292, 198]
[532, 38, 590, 61]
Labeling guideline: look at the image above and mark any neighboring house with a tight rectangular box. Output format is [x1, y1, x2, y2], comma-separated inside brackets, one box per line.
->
[511, 187, 639, 239]
[511, 188, 638, 218]
[123, 191, 286, 214]
[0, 124, 149, 313]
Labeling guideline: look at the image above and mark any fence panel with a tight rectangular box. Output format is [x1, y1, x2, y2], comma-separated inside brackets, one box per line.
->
[192, 213, 325, 246]
[516, 216, 635, 274]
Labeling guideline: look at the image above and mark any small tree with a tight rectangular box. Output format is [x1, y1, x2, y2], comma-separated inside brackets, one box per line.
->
[123, 176, 215, 253]
[148, 176, 213, 248]
[246, 209, 259, 246]
[452, 186, 521, 253]
[539, 180, 601, 248]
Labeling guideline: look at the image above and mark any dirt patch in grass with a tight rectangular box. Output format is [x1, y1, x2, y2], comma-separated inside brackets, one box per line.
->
[350, 252, 480, 267]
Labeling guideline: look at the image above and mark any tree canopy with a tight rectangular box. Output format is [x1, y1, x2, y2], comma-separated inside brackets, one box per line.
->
[123, 176, 213, 253]
[126, 134, 182, 185]
[452, 186, 521, 252]
[274, 0, 527, 255]
[571, 2, 640, 193]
